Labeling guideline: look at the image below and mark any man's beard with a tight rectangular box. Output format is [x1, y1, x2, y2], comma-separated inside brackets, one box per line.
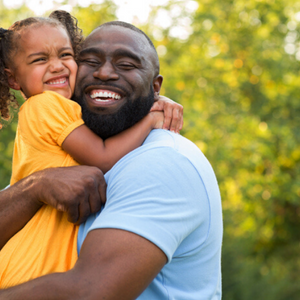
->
[74, 86, 154, 140]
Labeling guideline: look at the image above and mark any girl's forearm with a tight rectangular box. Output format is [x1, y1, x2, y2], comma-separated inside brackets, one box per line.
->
[63, 114, 159, 174]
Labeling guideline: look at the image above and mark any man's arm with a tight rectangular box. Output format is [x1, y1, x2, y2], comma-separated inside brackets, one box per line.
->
[0, 228, 167, 300]
[0, 139, 202, 299]
[0, 176, 42, 250]
[0, 165, 106, 249]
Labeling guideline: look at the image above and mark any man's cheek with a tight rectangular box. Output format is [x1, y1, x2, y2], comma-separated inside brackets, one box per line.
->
[132, 77, 151, 97]
[76, 65, 90, 79]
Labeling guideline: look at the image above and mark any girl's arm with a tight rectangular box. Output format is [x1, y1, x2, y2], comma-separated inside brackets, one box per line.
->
[151, 95, 183, 133]
[62, 111, 164, 174]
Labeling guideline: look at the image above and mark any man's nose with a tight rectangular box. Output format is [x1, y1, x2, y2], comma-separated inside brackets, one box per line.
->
[49, 59, 65, 73]
[93, 62, 119, 81]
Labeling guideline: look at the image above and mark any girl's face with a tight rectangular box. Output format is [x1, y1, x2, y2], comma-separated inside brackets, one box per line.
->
[7, 24, 78, 99]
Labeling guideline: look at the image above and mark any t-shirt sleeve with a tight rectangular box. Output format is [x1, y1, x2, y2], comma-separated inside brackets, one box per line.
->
[86, 146, 208, 262]
[19, 91, 84, 150]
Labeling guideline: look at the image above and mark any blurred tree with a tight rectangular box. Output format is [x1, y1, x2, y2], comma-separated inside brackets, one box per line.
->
[71, 0, 117, 35]
[1, 0, 300, 298]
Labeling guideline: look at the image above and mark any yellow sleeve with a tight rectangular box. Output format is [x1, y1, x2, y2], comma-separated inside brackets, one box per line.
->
[18, 91, 84, 151]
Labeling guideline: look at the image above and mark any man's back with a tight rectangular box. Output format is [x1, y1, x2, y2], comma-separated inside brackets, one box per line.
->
[78, 129, 223, 299]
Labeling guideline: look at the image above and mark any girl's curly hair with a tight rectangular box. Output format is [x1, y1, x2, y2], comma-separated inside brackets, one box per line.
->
[0, 10, 84, 128]
[49, 10, 84, 61]
[0, 28, 18, 127]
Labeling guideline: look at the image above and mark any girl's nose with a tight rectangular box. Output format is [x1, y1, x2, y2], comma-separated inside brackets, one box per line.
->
[49, 59, 65, 73]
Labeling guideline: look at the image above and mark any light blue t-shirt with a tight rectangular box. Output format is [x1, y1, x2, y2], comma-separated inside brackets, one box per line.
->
[78, 129, 223, 299]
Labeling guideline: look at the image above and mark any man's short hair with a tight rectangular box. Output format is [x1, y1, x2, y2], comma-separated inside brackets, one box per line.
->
[96, 21, 157, 54]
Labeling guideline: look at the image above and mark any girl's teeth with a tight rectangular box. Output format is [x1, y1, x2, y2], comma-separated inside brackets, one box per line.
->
[48, 78, 66, 85]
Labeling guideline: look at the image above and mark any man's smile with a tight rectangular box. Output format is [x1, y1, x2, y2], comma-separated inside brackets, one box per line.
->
[84, 85, 127, 108]
[90, 89, 121, 101]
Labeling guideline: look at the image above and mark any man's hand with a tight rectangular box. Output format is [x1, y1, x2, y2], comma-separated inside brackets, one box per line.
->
[0, 165, 106, 249]
[33, 166, 106, 224]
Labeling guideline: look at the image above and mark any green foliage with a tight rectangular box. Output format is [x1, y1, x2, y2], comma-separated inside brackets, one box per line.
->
[1, 0, 300, 298]
[71, 0, 117, 35]
[0, 89, 23, 188]
[0, 120, 16, 187]
[0, 1, 33, 26]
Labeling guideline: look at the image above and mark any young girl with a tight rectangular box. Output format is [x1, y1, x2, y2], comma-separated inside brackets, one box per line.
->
[0, 11, 183, 287]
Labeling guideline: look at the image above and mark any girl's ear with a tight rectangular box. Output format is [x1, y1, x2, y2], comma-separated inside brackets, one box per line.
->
[153, 75, 163, 101]
[4, 68, 21, 90]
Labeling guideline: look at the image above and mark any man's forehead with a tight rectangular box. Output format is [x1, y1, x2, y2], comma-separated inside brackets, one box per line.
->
[83, 26, 151, 55]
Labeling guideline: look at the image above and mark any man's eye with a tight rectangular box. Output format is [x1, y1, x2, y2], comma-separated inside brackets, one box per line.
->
[117, 63, 135, 69]
[80, 59, 100, 66]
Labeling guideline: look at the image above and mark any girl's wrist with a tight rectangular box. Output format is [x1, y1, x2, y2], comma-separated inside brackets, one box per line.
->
[144, 112, 155, 129]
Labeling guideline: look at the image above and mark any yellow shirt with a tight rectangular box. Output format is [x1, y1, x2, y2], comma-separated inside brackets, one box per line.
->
[0, 91, 84, 288]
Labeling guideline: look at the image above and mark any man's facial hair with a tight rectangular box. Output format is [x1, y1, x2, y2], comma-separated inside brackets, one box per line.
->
[74, 86, 154, 140]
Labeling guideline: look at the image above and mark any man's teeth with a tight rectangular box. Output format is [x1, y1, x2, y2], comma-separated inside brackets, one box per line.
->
[90, 91, 121, 100]
[48, 78, 67, 85]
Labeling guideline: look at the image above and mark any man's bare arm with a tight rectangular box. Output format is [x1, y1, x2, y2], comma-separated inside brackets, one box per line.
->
[0, 166, 106, 250]
[0, 228, 167, 300]
[0, 175, 42, 250]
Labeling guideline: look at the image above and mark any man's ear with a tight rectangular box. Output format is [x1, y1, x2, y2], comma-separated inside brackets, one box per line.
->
[153, 75, 163, 101]
[4, 68, 21, 90]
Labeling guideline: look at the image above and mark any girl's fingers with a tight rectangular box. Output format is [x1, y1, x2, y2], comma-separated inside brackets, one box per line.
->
[163, 103, 172, 130]
[150, 95, 183, 133]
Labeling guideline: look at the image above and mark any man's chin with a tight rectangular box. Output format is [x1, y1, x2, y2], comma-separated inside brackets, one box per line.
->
[73, 87, 154, 140]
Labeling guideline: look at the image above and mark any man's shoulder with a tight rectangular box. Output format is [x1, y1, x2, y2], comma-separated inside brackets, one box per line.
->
[106, 129, 217, 192]
[143, 129, 196, 149]
[139, 129, 204, 162]
[141, 130, 212, 175]
[107, 130, 202, 173]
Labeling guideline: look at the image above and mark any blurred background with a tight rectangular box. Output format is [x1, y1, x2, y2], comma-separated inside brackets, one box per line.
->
[1, 0, 299, 298]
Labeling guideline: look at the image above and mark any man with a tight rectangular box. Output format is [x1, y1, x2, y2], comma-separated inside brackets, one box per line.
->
[0, 21, 223, 299]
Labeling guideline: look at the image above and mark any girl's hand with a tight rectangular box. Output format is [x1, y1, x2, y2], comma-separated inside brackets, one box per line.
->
[149, 111, 164, 130]
[150, 95, 183, 133]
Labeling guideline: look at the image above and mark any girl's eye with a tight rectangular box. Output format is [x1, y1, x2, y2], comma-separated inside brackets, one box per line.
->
[61, 52, 74, 58]
[32, 57, 46, 63]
